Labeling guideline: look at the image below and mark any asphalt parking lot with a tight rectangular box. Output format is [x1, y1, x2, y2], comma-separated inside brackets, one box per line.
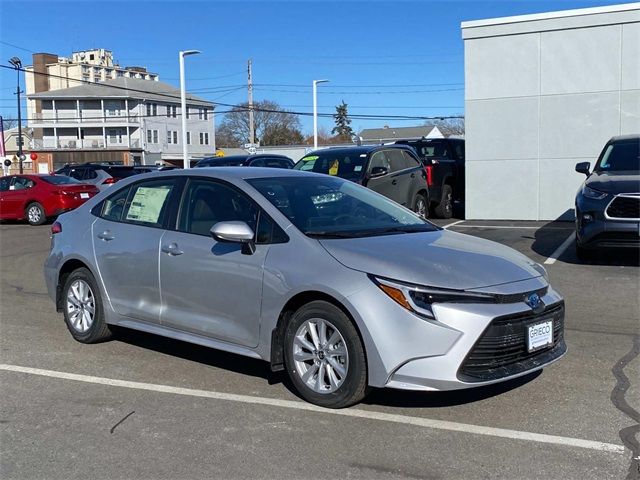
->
[0, 219, 638, 479]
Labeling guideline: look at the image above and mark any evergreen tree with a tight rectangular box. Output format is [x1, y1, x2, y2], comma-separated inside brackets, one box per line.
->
[331, 100, 354, 139]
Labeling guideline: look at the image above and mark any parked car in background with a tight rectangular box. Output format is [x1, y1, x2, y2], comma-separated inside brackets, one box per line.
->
[574, 134, 640, 259]
[0, 174, 98, 225]
[195, 154, 294, 169]
[44, 168, 564, 409]
[294, 145, 429, 217]
[55, 163, 142, 191]
[395, 138, 465, 218]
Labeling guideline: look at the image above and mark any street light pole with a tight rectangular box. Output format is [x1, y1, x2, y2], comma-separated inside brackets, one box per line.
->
[312, 79, 329, 150]
[9, 57, 23, 173]
[179, 50, 201, 169]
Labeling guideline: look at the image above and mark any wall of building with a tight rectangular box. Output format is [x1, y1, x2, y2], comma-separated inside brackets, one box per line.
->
[462, 4, 640, 220]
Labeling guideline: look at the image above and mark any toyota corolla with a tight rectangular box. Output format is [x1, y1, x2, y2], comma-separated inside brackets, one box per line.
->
[44, 168, 565, 408]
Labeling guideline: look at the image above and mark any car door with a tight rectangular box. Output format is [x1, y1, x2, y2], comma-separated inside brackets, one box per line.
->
[384, 149, 414, 206]
[364, 150, 397, 202]
[91, 177, 181, 324]
[0, 176, 18, 219]
[0, 176, 32, 219]
[159, 178, 271, 348]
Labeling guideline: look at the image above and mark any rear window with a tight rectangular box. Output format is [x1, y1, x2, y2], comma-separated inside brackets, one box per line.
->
[40, 175, 82, 185]
[103, 167, 139, 179]
[294, 152, 368, 181]
[401, 140, 450, 159]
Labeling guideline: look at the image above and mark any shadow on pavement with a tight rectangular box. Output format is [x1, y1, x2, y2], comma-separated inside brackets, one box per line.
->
[363, 370, 541, 408]
[531, 211, 639, 267]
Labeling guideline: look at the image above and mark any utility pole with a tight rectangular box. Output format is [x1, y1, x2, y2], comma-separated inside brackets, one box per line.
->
[9, 57, 23, 173]
[248, 59, 255, 145]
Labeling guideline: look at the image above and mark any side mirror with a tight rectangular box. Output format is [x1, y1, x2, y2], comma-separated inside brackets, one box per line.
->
[210, 221, 256, 255]
[575, 162, 591, 176]
[369, 166, 389, 178]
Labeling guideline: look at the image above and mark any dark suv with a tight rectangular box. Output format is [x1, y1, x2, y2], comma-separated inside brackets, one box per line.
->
[294, 145, 429, 216]
[574, 135, 640, 258]
[195, 154, 294, 169]
[396, 138, 465, 218]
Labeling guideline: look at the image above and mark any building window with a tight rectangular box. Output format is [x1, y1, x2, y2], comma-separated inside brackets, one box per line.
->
[185, 107, 190, 119]
[117, 70, 124, 77]
[167, 130, 179, 145]
[146, 103, 157, 117]
[198, 108, 209, 120]
[166, 105, 176, 118]
[199, 132, 209, 145]
[108, 129, 122, 144]
[186, 132, 191, 145]
[147, 129, 159, 144]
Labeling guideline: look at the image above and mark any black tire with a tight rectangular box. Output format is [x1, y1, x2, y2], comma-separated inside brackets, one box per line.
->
[412, 192, 429, 219]
[26, 202, 46, 226]
[62, 267, 112, 343]
[284, 300, 368, 408]
[434, 184, 453, 219]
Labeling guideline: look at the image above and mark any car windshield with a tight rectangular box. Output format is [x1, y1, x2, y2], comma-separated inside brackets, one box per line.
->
[40, 175, 82, 185]
[294, 152, 368, 181]
[196, 156, 247, 167]
[247, 176, 436, 238]
[595, 140, 640, 172]
[402, 140, 449, 159]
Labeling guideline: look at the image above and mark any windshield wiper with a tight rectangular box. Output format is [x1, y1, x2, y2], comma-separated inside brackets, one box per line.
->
[305, 231, 362, 238]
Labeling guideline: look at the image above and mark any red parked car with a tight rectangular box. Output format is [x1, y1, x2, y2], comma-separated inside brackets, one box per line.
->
[0, 174, 99, 225]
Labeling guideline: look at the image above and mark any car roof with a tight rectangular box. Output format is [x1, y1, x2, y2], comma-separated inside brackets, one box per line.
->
[609, 134, 640, 142]
[302, 145, 414, 157]
[142, 166, 323, 181]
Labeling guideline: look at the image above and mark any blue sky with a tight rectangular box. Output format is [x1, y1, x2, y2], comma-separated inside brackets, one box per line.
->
[0, 0, 629, 135]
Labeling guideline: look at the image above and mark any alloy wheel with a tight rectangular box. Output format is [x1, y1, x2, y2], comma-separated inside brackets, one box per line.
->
[66, 279, 95, 333]
[292, 318, 349, 394]
[27, 205, 42, 224]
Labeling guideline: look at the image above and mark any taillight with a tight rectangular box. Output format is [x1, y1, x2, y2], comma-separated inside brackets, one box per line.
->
[425, 165, 434, 187]
[51, 222, 62, 234]
[102, 177, 117, 184]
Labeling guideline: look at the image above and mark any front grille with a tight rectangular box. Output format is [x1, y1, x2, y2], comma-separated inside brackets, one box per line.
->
[493, 286, 548, 304]
[458, 303, 565, 382]
[589, 231, 640, 247]
[607, 196, 640, 219]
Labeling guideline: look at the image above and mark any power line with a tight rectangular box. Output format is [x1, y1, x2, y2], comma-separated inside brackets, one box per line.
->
[0, 41, 35, 54]
[254, 82, 464, 88]
[254, 87, 464, 95]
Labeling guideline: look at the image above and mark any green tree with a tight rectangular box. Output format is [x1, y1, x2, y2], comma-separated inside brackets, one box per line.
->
[331, 100, 354, 141]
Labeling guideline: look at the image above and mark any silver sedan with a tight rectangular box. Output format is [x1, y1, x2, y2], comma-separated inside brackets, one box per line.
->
[44, 168, 565, 408]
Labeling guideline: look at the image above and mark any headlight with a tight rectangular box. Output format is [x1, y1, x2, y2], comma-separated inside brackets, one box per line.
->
[582, 185, 607, 200]
[371, 276, 496, 319]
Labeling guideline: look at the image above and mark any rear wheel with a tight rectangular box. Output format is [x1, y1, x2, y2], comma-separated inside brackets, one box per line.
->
[412, 192, 428, 219]
[26, 202, 46, 226]
[434, 185, 453, 219]
[284, 301, 368, 408]
[62, 268, 112, 343]
[575, 236, 592, 261]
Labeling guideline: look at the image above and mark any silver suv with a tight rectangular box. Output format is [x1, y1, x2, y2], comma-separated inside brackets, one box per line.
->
[44, 168, 565, 408]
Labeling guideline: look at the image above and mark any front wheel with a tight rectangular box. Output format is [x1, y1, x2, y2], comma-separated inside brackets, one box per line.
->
[284, 301, 368, 408]
[26, 202, 46, 226]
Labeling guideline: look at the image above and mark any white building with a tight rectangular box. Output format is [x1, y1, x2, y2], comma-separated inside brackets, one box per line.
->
[27, 77, 215, 169]
[462, 3, 640, 220]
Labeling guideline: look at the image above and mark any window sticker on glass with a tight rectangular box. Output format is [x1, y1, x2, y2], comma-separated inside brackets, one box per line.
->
[126, 186, 171, 223]
[354, 165, 363, 172]
[328, 159, 339, 176]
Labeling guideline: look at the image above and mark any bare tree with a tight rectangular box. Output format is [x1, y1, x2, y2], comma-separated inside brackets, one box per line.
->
[218, 100, 303, 146]
[431, 116, 465, 137]
[1, 118, 19, 130]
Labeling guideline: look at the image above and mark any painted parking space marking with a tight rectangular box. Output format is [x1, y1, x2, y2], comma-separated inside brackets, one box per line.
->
[442, 220, 465, 229]
[0, 363, 625, 455]
[544, 233, 575, 265]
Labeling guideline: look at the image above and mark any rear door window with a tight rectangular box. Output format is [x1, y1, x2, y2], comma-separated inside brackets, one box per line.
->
[385, 149, 409, 172]
[402, 150, 422, 168]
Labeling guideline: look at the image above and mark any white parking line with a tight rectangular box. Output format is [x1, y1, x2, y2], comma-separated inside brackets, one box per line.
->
[0, 363, 624, 454]
[442, 220, 465, 229]
[544, 233, 576, 265]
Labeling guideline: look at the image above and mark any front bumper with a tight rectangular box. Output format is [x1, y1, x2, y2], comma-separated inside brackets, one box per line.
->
[346, 277, 565, 391]
[576, 193, 640, 249]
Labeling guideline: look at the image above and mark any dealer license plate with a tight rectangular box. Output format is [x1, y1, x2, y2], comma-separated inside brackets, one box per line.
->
[80, 193, 89, 199]
[527, 320, 553, 352]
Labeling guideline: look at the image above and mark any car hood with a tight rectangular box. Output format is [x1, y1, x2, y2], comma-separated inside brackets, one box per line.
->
[585, 171, 640, 194]
[319, 230, 543, 290]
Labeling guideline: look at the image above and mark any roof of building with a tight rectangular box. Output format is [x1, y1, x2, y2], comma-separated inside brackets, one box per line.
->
[28, 77, 213, 107]
[358, 125, 438, 141]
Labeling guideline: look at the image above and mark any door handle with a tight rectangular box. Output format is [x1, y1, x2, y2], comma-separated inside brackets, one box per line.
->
[97, 231, 114, 241]
[410, 173, 416, 178]
[161, 243, 184, 256]
[391, 179, 398, 185]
